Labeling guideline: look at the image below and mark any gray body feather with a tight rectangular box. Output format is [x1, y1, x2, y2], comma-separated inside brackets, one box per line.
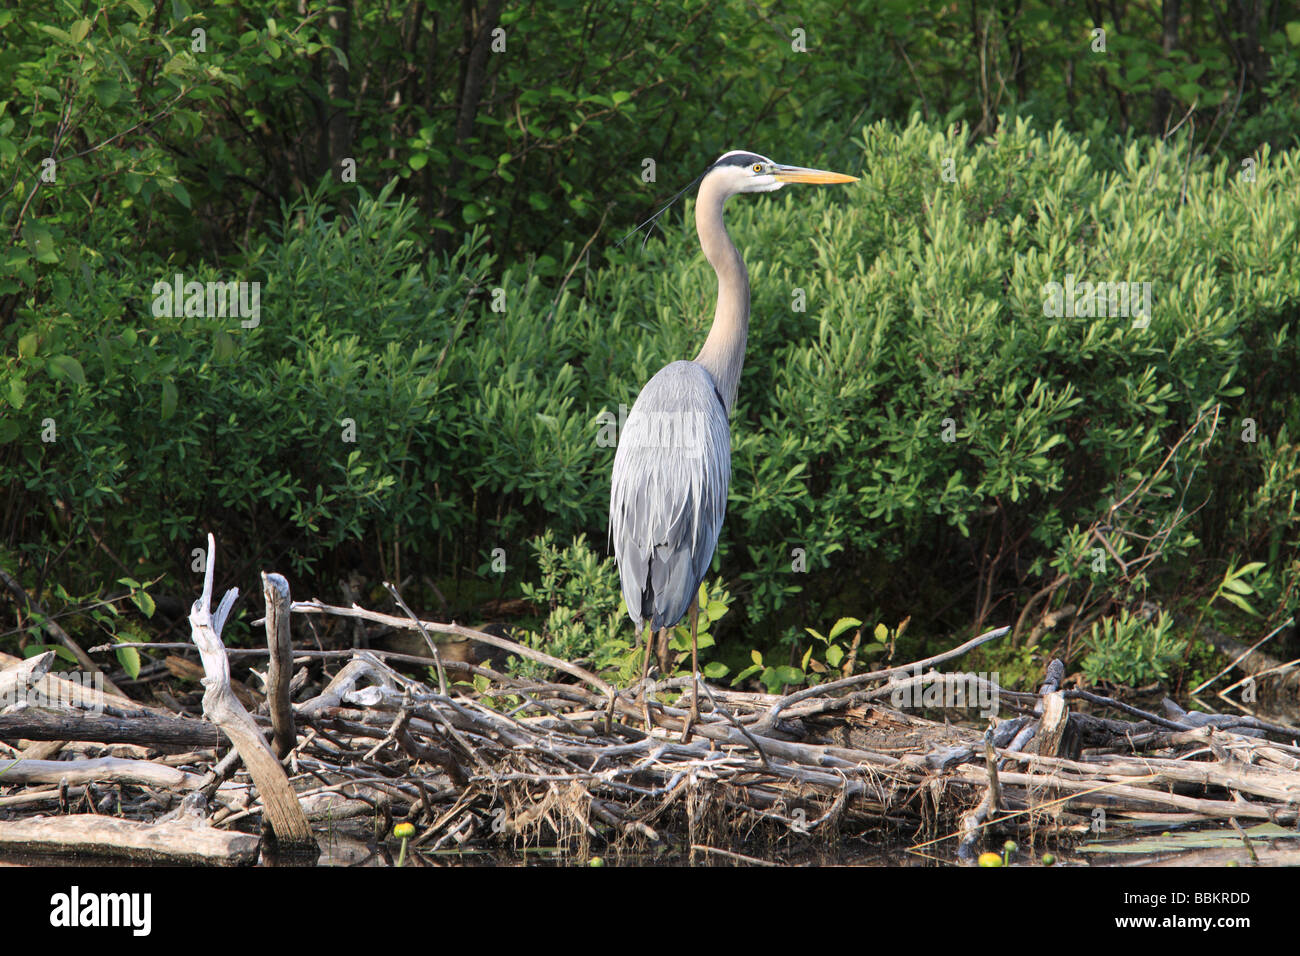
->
[609, 360, 730, 632]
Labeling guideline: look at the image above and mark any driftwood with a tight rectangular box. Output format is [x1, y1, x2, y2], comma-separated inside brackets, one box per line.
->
[0, 650, 169, 717]
[187, 533, 317, 858]
[206, 598, 1300, 861]
[0, 815, 259, 865]
[0, 756, 204, 789]
[5, 542, 1300, 865]
[0, 709, 222, 749]
[0, 567, 128, 698]
[0, 650, 54, 704]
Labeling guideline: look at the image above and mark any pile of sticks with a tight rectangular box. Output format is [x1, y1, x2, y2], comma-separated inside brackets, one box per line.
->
[2, 536, 1298, 865]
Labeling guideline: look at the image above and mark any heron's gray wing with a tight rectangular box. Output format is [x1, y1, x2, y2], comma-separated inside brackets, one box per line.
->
[609, 361, 731, 631]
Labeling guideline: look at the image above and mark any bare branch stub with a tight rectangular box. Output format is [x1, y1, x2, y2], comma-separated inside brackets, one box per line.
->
[188, 533, 317, 859]
[263, 572, 297, 760]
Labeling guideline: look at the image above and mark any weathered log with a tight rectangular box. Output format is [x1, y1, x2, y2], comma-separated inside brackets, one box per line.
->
[0, 651, 170, 717]
[0, 709, 223, 749]
[0, 756, 204, 789]
[1035, 692, 1071, 756]
[0, 815, 259, 865]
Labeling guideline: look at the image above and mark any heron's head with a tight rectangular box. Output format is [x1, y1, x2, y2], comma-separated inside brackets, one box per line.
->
[704, 150, 857, 196]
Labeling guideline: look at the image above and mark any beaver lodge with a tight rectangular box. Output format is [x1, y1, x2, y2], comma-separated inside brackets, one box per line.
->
[2, 535, 1298, 866]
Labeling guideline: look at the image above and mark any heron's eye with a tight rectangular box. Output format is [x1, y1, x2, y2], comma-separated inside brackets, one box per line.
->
[752, 163, 764, 173]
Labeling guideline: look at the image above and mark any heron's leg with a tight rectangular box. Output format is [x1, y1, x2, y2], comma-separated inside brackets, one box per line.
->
[681, 594, 700, 743]
[604, 627, 632, 732]
[639, 624, 655, 732]
[655, 626, 671, 676]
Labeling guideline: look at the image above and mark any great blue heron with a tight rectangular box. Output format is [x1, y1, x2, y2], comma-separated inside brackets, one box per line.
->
[609, 149, 856, 738]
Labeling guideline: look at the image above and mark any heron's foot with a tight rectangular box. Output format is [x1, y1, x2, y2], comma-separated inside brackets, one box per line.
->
[602, 689, 617, 733]
[654, 631, 672, 677]
[679, 676, 700, 744]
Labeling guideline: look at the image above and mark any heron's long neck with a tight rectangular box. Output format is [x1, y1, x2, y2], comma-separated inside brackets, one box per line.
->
[692, 178, 748, 416]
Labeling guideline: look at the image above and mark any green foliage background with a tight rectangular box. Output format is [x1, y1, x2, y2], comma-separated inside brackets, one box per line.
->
[1, 0, 1298, 690]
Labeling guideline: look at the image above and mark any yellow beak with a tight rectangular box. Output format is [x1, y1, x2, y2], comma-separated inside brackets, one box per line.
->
[773, 164, 858, 184]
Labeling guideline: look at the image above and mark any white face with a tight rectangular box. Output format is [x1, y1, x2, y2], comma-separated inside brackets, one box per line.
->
[707, 150, 784, 194]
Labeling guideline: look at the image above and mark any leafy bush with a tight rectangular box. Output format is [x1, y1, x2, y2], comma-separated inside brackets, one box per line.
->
[516, 532, 628, 678]
[3, 115, 1298, 689]
[9, 0, 1297, 294]
[516, 532, 732, 682]
[1080, 609, 1184, 687]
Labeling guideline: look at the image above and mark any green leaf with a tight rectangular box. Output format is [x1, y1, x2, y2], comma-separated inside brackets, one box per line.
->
[750, 649, 763, 665]
[25, 644, 79, 664]
[772, 665, 804, 685]
[160, 379, 178, 420]
[731, 663, 762, 686]
[47, 355, 87, 385]
[40, 25, 74, 44]
[131, 591, 156, 618]
[1222, 593, 1259, 616]
[873, 623, 889, 643]
[826, 644, 844, 668]
[703, 661, 728, 679]
[116, 644, 141, 680]
[92, 78, 121, 108]
[18, 333, 37, 359]
[22, 222, 58, 263]
[829, 616, 863, 641]
[213, 330, 236, 361]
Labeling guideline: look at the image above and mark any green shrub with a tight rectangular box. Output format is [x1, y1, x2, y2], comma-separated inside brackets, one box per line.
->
[516, 531, 628, 679]
[3, 115, 1297, 686]
[1080, 609, 1184, 687]
[516, 532, 732, 682]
